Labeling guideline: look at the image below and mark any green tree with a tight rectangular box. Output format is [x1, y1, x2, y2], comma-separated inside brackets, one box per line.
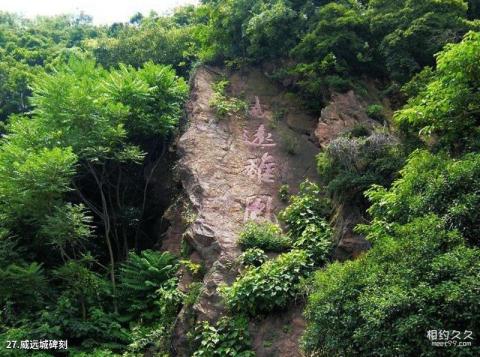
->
[395, 31, 480, 153]
[245, 1, 299, 60]
[0, 53, 187, 354]
[366, 150, 480, 245]
[368, 0, 471, 82]
[292, 1, 372, 75]
[86, 11, 200, 75]
[303, 215, 480, 356]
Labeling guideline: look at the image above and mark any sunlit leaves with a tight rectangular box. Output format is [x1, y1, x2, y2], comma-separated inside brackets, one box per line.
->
[40, 203, 94, 253]
[220, 249, 311, 315]
[0, 145, 77, 223]
[103, 62, 188, 137]
[366, 149, 480, 244]
[395, 31, 480, 152]
[304, 216, 480, 355]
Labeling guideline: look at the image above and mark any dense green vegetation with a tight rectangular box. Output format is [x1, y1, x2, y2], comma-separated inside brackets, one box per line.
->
[316, 132, 405, 206]
[239, 221, 291, 252]
[192, 316, 255, 356]
[209, 79, 248, 119]
[0, 14, 188, 355]
[1, 0, 480, 355]
[221, 249, 312, 315]
[303, 31, 480, 356]
[195, 0, 479, 108]
[221, 185, 333, 316]
[0, 13, 99, 121]
[396, 31, 480, 153]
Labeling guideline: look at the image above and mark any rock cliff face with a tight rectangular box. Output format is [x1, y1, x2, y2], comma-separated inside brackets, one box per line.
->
[166, 66, 319, 356]
[164, 68, 385, 355]
[315, 90, 385, 260]
[315, 90, 379, 148]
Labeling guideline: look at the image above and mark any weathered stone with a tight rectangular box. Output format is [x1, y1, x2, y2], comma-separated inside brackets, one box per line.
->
[250, 304, 306, 357]
[165, 70, 393, 355]
[286, 111, 316, 135]
[315, 91, 383, 260]
[333, 204, 371, 261]
[315, 90, 379, 149]
[167, 66, 320, 356]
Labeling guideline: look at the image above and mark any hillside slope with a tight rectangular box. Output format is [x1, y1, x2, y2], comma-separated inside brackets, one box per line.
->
[164, 66, 377, 355]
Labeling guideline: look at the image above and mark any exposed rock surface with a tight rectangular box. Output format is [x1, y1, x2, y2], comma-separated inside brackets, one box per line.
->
[250, 304, 306, 357]
[332, 204, 371, 261]
[315, 90, 380, 149]
[166, 66, 319, 356]
[165, 69, 388, 355]
[315, 90, 382, 260]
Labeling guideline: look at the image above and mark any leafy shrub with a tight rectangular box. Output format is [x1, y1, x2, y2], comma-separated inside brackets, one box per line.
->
[192, 316, 255, 357]
[366, 150, 480, 245]
[180, 236, 194, 258]
[36, 299, 129, 350]
[303, 215, 480, 356]
[239, 248, 268, 267]
[239, 221, 291, 252]
[40, 203, 94, 253]
[183, 282, 203, 307]
[323, 75, 352, 93]
[140, 278, 185, 354]
[292, 222, 333, 266]
[395, 31, 480, 152]
[119, 250, 179, 319]
[400, 66, 435, 98]
[366, 104, 385, 122]
[279, 181, 331, 238]
[316, 133, 405, 204]
[103, 61, 188, 137]
[181, 259, 205, 280]
[290, 1, 370, 99]
[0, 230, 21, 268]
[125, 320, 173, 356]
[88, 13, 199, 75]
[52, 257, 111, 321]
[209, 79, 248, 119]
[0, 325, 55, 357]
[0, 262, 46, 315]
[0, 143, 78, 224]
[119, 262, 184, 355]
[245, 0, 298, 61]
[370, 0, 470, 83]
[278, 184, 290, 202]
[212, 79, 229, 95]
[220, 250, 311, 315]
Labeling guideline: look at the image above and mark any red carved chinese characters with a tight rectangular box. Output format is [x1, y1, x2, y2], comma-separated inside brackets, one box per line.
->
[244, 152, 276, 184]
[243, 124, 276, 148]
[243, 101, 279, 222]
[249, 95, 266, 119]
[244, 196, 273, 222]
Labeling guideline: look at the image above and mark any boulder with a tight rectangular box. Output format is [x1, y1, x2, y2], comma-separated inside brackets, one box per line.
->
[168, 66, 320, 356]
[315, 90, 379, 148]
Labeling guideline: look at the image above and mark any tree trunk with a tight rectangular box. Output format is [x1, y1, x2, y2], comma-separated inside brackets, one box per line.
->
[87, 162, 118, 314]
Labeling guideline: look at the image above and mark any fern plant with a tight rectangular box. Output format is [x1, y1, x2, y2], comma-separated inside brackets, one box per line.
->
[0, 262, 46, 316]
[193, 316, 255, 356]
[119, 250, 179, 319]
[209, 79, 248, 119]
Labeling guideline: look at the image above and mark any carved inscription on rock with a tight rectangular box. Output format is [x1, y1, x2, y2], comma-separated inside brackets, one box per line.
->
[242, 105, 280, 222]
